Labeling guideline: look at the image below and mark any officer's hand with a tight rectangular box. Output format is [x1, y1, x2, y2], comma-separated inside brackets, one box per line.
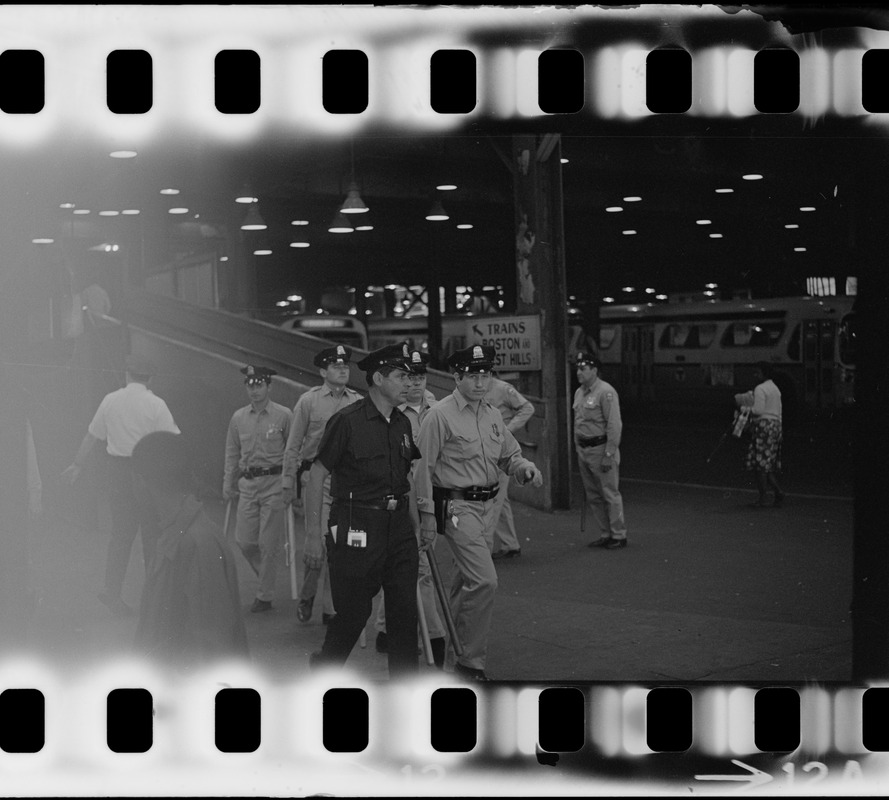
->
[304, 531, 325, 569]
[222, 489, 238, 502]
[524, 465, 544, 487]
[61, 464, 81, 485]
[601, 456, 613, 473]
[281, 486, 294, 507]
[418, 524, 437, 551]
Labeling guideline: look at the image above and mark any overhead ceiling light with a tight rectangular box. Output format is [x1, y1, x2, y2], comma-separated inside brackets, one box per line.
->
[623, 196, 642, 202]
[696, 219, 712, 225]
[235, 184, 257, 203]
[287, 295, 303, 302]
[622, 286, 635, 292]
[655, 294, 668, 300]
[169, 207, 189, 215]
[240, 205, 267, 230]
[253, 248, 272, 256]
[73, 209, 90, 215]
[291, 219, 309, 226]
[644, 287, 656, 294]
[705, 283, 719, 289]
[785, 223, 799, 229]
[603, 296, 615, 303]
[31, 237, 54, 244]
[742, 173, 763, 180]
[98, 210, 119, 216]
[328, 212, 354, 233]
[425, 200, 449, 221]
[355, 221, 374, 231]
[59, 202, 75, 209]
[605, 206, 623, 213]
[709, 233, 723, 239]
[800, 206, 816, 212]
[456, 223, 473, 230]
[276, 301, 289, 307]
[109, 150, 137, 159]
[339, 181, 369, 214]
[121, 209, 141, 215]
[220, 256, 229, 262]
[160, 188, 180, 195]
[794, 247, 807, 252]
[290, 241, 311, 248]
[715, 188, 734, 194]
[703, 290, 715, 296]
[559, 158, 569, 164]
[622, 230, 637, 235]
[436, 183, 458, 190]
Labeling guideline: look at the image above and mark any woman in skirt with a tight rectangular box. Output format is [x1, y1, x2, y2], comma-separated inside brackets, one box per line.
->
[737, 362, 786, 508]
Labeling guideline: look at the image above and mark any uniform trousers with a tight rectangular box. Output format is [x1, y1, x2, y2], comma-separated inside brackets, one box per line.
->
[374, 539, 446, 640]
[442, 497, 499, 671]
[298, 471, 334, 615]
[491, 472, 521, 552]
[320, 504, 419, 676]
[105, 455, 160, 599]
[235, 473, 285, 601]
[576, 444, 626, 540]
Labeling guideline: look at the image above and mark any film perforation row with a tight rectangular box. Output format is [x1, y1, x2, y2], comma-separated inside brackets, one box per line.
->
[2, 47, 889, 115]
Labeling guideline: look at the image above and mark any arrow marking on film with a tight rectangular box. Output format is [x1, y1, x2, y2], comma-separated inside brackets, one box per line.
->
[694, 759, 774, 791]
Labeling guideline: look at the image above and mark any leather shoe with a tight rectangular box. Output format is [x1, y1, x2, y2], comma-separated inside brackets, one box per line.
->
[98, 592, 133, 617]
[605, 538, 627, 550]
[296, 599, 312, 622]
[587, 536, 613, 548]
[250, 598, 272, 613]
[322, 612, 336, 625]
[430, 637, 446, 669]
[375, 632, 388, 653]
[492, 548, 521, 560]
[454, 661, 489, 682]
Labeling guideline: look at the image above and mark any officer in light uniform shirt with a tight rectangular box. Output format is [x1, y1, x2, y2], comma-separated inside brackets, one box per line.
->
[572, 352, 627, 549]
[414, 344, 543, 682]
[281, 344, 362, 623]
[223, 365, 292, 612]
[485, 376, 535, 560]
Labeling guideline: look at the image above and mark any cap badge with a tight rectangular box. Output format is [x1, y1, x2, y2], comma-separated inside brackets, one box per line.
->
[412, 352, 421, 363]
[403, 343, 409, 358]
[473, 345, 483, 359]
[246, 366, 255, 376]
[337, 345, 345, 355]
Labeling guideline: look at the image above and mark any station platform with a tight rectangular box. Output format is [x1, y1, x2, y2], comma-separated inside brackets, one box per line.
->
[20, 472, 852, 684]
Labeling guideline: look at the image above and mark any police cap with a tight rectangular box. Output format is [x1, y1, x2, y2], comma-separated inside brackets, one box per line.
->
[447, 344, 496, 374]
[241, 364, 277, 385]
[355, 341, 412, 374]
[407, 349, 431, 374]
[572, 351, 600, 369]
[314, 344, 352, 368]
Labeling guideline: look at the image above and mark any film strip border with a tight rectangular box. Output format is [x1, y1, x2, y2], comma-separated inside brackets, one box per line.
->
[1, 43, 889, 135]
[1, 677, 888, 780]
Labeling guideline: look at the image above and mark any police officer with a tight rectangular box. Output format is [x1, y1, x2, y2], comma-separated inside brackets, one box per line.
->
[282, 344, 362, 623]
[305, 342, 425, 677]
[374, 349, 447, 667]
[572, 352, 627, 549]
[486, 375, 535, 560]
[223, 365, 292, 612]
[414, 344, 543, 681]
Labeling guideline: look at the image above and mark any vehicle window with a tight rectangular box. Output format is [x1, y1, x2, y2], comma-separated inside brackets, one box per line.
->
[659, 323, 717, 349]
[787, 323, 800, 360]
[838, 314, 857, 365]
[721, 322, 784, 348]
[599, 326, 616, 350]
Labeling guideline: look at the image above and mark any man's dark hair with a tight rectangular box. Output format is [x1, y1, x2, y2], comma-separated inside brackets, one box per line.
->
[132, 431, 193, 494]
[365, 364, 400, 386]
[757, 361, 773, 379]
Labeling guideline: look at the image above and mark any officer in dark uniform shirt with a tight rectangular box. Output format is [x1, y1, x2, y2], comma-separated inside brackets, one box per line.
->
[304, 341, 426, 677]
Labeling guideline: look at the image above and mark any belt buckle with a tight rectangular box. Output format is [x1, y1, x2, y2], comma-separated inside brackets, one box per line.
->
[385, 495, 397, 511]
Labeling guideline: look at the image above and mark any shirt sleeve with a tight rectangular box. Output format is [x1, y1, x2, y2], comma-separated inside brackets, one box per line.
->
[414, 408, 447, 513]
[498, 426, 536, 481]
[506, 388, 534, 433]
[315, 410, 350, 474]
[282, 396, 310, 489]
[87, 395, 110, 441]
[600, 389, 622, 451]
[155, 400, 180, 434]
[751, 384, 767, 417]
[223, 413, 240, 494]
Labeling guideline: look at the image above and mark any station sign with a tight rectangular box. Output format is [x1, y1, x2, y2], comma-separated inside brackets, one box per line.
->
[465, 315, 541, 371]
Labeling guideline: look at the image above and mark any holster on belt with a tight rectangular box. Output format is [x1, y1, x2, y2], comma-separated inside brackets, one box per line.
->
[295, 458, 314, 499]
[431, 486, 449, 535]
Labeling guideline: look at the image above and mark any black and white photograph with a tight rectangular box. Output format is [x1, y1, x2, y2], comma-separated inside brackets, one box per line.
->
[0, 3, 887, 795]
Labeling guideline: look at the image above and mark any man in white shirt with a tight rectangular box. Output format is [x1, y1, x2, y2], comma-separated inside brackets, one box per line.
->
[63, 354, 180, 616]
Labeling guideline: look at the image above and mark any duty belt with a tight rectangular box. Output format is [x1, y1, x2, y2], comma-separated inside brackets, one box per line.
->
[576, 434, 608, 448]
[433, 484, 500, 503]
[241, 465, 283, 479]
[333, 494, 409, 512]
